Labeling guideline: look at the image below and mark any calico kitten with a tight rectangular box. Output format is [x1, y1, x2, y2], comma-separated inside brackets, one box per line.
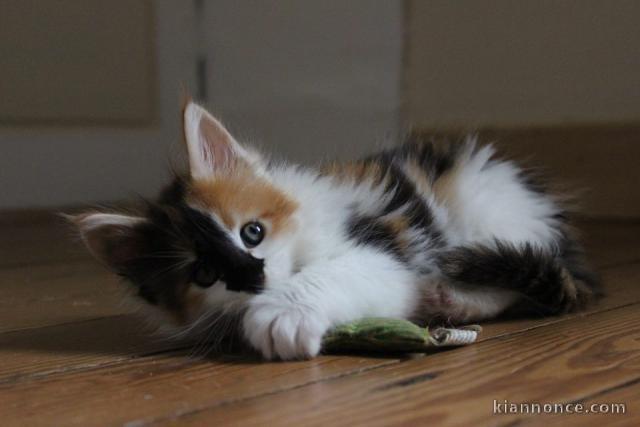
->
[72, 102, 598, 360]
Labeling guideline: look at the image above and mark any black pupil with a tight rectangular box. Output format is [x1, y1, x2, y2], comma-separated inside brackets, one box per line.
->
[193, 262, 219, 288]
[241, 222, 264, 247]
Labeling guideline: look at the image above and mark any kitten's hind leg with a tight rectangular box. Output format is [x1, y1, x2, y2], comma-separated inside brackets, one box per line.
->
[420, 280, 519, 324]
[435, 240, 598, 319]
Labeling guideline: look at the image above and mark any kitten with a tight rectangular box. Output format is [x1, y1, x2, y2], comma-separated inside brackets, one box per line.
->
[72, 102, 598, 360]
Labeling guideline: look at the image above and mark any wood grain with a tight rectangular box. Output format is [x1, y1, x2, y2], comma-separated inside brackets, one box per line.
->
[0, 260, 128, 333]
[517, 382, 638, 426]
[167, 304, 640, 427]
[0, 315, 179, 384]
[578, 220, 640, 269]
[0, 218, 638, 426]
[0, 353, 402, 427]
[0, 215, 89, 268]
[0, 258, 635, 426]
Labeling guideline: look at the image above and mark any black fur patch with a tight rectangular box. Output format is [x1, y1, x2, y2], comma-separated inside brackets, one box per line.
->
[346, 144, 444, 261]
[347, 214, 408, 262]
[556, 229, 601, 295]
[391, 136, 462, 181]
[369, 141, 450, 235]
[437, 239, 598, 316]
[179, 204, 265, 293]
[113, 176, 265, 311]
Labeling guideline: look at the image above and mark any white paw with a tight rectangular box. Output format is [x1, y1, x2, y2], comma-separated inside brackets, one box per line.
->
[243, 293, 329, 360]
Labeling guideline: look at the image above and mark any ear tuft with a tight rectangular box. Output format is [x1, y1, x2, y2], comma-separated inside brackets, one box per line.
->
[70, 213, 146, 271]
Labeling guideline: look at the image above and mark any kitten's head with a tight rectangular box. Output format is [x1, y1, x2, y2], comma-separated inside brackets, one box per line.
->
[71, 102, 300, 329]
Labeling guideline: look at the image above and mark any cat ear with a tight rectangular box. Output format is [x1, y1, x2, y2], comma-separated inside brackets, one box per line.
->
[70, 213, 146, 272]
[183, 102, 251, 179]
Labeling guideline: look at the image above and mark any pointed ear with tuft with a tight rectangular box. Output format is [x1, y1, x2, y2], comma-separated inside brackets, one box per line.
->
[70, 213, 147, 273]
[183, 102, 256, 179]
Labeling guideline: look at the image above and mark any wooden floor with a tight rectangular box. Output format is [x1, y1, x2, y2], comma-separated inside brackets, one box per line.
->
[1, 215, 639, 426]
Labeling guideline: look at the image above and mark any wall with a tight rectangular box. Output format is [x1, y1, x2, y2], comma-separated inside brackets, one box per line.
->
[0, 0, 403, 209]
[0, 1, 197, 209]
[405, 0, 640, 129]
[201, 0, 403, 164]
[405, 0, 640, 218]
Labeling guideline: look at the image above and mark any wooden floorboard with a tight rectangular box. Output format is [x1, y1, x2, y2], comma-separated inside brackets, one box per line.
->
[553, 381, 640, 426]
[165, 303, 640, 427]
[0, 315, 180, 384]
[516, 380, 639, 426]
[0, 219, 638, 426]
[0, 354, 404, 427]
[0, 215, 90, 268]
[0, 260, 128, 333]
[578, 220, 640, 269]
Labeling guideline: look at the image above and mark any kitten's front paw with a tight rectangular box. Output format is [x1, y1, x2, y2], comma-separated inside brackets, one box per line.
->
[243, 294, 329, 360]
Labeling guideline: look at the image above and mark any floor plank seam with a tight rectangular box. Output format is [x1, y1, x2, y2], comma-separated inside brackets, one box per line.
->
[480, 300, 640, 343]
[0, 358, 137, 387]
[506, 375, 640, 425]
[0, 348, 192, 387]
[0, 314, 132, 336]
[569, 375, 640, 405]
[0, 257, 91, 271]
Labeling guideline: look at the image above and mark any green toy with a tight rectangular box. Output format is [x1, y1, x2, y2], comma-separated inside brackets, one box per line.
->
[322, 317, 481, 353]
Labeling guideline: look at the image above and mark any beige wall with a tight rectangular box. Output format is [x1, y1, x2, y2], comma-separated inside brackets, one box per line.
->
[201, 0, 403, 164]
[405, 0, 640, 218]
[0, 0, 155, 125]
[405, 0, 640, 129]
[0, 1, 403, 209]
[0, 1, 197, 209]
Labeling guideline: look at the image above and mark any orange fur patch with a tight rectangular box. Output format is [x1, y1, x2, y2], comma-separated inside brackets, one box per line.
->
[401, 159, 433, 196]
[385, 215, 410, 235]
[384, 215, 411, 253]
[432, 161, 463, 207]
[188, 171, 298, 235]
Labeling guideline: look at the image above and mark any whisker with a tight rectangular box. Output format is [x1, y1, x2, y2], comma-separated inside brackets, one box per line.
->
[188, 310, 227, 358]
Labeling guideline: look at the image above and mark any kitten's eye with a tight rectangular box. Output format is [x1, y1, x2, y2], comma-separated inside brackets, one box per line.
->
[193, 262, 219, 288]
[240, 221, 265, 248]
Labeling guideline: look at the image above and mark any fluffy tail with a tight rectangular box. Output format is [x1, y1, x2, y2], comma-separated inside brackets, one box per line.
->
[437, 238, 600, 317]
